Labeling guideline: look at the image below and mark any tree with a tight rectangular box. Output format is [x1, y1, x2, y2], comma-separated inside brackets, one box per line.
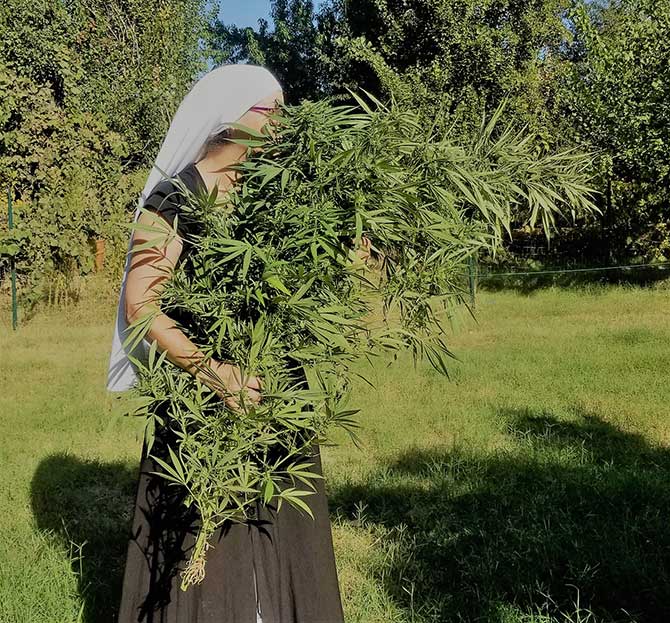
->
[215, 0, 573, 135]
[557, 0, 670, 261]
[0, 0, 215, 297]
[212, 0, 334, 104]
[332, 0, 569, 123]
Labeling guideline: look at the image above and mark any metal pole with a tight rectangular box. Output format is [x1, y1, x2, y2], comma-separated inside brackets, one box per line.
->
[468, 255, 477, 310]
[7, 187, 17, 330]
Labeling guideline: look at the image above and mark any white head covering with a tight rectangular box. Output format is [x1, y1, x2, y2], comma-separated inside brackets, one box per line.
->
[107, 63, 282, 392]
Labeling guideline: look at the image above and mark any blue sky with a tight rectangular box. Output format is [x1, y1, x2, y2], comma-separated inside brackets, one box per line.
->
[218, 1, 273, 28]
[218, 1, 326, 28]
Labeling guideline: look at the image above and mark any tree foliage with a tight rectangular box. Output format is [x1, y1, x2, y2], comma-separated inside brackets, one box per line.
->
[0, 65, 130, 299]
[217, 0, 572, 134]
[212, 0, 332, 104]
[3, 0, 667, 301]
[1, 0, 213, 161]
[328, 0, 570, 131]
[0, 0, 214, 298]
[557, 0, 670, 261]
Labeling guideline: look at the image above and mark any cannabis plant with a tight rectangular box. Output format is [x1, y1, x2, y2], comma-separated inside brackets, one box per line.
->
[123, 89, 597, 590]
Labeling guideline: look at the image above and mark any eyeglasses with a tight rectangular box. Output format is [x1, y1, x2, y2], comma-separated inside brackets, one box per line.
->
[249, 105, 278, 113]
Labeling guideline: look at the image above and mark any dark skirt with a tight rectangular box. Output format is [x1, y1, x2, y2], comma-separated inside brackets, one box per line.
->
[117, 421, 345, 623]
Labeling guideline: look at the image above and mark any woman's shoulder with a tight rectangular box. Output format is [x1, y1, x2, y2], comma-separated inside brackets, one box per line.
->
[142, 178, 181, 230]
[144, 178, 178, 207]
[178, 163, 205, 194]
[145, 165, 201, 208]
[142, 164, 204, 233]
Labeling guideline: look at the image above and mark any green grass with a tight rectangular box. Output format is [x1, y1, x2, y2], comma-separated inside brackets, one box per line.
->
[1, 278, 670, 622]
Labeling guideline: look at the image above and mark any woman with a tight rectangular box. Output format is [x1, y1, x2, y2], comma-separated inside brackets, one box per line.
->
[108, 64, 347, 623]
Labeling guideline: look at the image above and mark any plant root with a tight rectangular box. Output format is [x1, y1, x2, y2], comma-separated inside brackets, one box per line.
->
[180, 530, 212, 591]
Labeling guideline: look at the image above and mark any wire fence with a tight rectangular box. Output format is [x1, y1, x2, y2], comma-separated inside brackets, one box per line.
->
[462, 259, 670, 309]
[476, 261, 670, 278]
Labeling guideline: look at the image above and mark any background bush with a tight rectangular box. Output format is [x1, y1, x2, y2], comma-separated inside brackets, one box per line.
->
[0, 0, 213, 304]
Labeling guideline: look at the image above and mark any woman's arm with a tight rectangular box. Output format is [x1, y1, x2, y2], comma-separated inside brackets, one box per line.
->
[124, 209, 261, 411]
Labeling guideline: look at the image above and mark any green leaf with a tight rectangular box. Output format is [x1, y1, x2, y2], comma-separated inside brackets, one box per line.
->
[279, 487, 316, 519]
[280, 168, 290, 192]
[225, 121, 267, 139]
[262, 478, 275, 504]
[263, 272, 291, 295]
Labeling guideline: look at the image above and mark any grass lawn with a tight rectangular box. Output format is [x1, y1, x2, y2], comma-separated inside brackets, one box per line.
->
[1, 278, 669, 622]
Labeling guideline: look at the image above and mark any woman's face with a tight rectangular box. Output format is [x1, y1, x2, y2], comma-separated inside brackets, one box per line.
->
[201, 89, 284, 166]
[237, 89, 284, 139]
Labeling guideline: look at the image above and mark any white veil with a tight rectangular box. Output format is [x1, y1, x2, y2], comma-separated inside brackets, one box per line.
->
[107, 63, 282, 392]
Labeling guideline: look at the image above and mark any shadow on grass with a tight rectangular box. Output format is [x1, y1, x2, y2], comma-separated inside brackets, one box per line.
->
[331, 407, 670, 622]
[30, 454, 137, 623]
[477, 265, 670, 296]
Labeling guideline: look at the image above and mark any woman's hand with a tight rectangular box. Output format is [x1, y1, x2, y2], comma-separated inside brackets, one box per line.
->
[202, 359, 263, 412]
[351, 236, 384, 268]
[352, 235, 373, 263]
[358, 235, 372, 262]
